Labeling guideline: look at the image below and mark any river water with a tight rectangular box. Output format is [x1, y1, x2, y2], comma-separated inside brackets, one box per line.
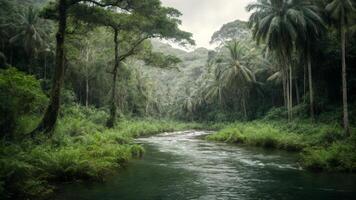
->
[55, 130, 356, 200]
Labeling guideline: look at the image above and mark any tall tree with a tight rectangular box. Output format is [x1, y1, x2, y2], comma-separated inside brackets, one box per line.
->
[219, 40, 256, 119]
[247, 0, 322, 121]
[32, 0, 143, 134]
[294, 1, 325, 121]
[9, 6, 46, 74]
[65, 2, 194, 127]
[325, 0, 355, 135]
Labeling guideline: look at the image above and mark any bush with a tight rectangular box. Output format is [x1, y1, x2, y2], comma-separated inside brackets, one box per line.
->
[207, 122, 306, 151]
[0, 68, 48, 138]
[0, 107, 200, 199]
[207, 120, 355, 171]
[302, 140, 356, 172]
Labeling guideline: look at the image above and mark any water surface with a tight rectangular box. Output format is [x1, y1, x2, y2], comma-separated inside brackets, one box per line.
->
[55, 130, 356, 200]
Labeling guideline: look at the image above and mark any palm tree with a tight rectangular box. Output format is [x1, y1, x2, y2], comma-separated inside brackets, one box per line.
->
[292, 1, 325, 121]
[325, 0, 355, 135]
[247, 0, 324, 121]
[9, 6, 46, 74]
[219, 40, 256, 119]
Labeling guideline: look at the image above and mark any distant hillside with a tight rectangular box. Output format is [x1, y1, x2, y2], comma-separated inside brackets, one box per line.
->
[140, 19, 253, 112]
[134, 40, 209, 110]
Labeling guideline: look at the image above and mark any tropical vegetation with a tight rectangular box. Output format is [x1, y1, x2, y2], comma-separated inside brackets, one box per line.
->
[0, 0, 355, 199]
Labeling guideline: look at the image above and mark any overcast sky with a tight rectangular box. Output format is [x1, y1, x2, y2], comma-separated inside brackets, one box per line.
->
[160, 0, 254, 49]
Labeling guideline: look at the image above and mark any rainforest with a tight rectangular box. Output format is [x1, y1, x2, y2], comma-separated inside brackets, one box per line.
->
[0, 0, 356, 199]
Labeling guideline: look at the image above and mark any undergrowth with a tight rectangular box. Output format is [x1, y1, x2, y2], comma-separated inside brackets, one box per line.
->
[0, 105, 199, 200]
[207, 120, 356, 172]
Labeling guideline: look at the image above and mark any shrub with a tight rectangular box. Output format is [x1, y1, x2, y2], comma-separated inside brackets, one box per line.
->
[302, 140, 356, 172]
[207, 122, 306, 151]
[0, 68, 47, 138]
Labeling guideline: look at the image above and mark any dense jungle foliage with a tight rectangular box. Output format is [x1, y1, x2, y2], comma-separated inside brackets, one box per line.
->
[0, 0, 355, 199]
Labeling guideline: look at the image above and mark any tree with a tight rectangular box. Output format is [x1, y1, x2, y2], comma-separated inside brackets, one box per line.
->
[70, 3, 194, 127]
[294, 1, 325, 121]
[210, 19, 251, 46]
[325, 0, 355, 135]
[32, 0, 142, 134]
[9, 6, 46, 74]
[219, 40, 256, 119]
[247, 0, 322, 121]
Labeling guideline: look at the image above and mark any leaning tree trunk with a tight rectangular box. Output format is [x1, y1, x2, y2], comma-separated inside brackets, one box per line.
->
[32, 0, 67, 135]
[106, 29, 119, 128]
[307, 50, 315, 121]
[340, 18, 350, 136]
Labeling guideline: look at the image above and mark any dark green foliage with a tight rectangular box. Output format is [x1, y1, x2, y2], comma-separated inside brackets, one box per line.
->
[0, 104, 201, 199]
[207, 119, 355, 171]
[302, 138, 356, 172]
[0, 68, 47, 138]
[0, 1, 355, 199]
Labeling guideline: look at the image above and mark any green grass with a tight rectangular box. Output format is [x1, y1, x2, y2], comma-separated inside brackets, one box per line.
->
[301, 137, 356, 172]
[206, 120, 356, 172]
[0, 106, 200, 200]
[2, 105, 355, 199]
[206, 122, 307, 151]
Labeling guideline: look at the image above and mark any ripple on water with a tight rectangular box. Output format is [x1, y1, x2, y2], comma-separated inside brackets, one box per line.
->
[55, 130, 356, 200]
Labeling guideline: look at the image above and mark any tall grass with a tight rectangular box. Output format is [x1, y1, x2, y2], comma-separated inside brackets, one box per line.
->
[207, 120, 355, 172]
[0, 105, 199, 200]
[207, 122, 306, 151]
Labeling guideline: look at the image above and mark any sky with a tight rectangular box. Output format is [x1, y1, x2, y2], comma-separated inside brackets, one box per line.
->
[160, 0, 254, 49]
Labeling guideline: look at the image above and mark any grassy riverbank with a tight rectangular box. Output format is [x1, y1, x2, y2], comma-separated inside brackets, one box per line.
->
[0, 106, 202, 200]
[1, 105, 355, 199]
[207, 120, 356, 172]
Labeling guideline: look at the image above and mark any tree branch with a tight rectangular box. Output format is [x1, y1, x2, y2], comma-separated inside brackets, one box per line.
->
[69, 0, 129, 9]
[119, 35, 150, 61]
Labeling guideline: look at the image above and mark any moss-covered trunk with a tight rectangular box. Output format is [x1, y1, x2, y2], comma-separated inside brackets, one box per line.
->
[32, 0, 67, 134]
[107, 29, 119, 128]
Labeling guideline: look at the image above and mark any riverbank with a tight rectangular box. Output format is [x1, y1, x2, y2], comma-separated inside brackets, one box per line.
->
[206, 120, 356, 172]
[0, 106, 203, 200]
[1, 106, 355, 199]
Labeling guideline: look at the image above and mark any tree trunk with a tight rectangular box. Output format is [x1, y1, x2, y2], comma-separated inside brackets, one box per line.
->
[85, 47, 89, 107]
[340, 18, 350, 136]
[289, 64, 293, 121]
[28, 52, 33, 74]
[282, 68, 287, 109]
[242, 97, 247, 120]
[307, 50, 315, 121]
[31, 0, 67, 135]
[44, 53, 47, 80]
[106, 29, 119, 128]
[283, 66, 291, 122]
[303, 63, 306, 103]
[85, 75, 89, 107]
[10, 47, 13, 66]
[295, 80, 300, 105]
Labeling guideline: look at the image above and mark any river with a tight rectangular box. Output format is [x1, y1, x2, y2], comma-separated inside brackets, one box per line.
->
[55, 130, 356, 200]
